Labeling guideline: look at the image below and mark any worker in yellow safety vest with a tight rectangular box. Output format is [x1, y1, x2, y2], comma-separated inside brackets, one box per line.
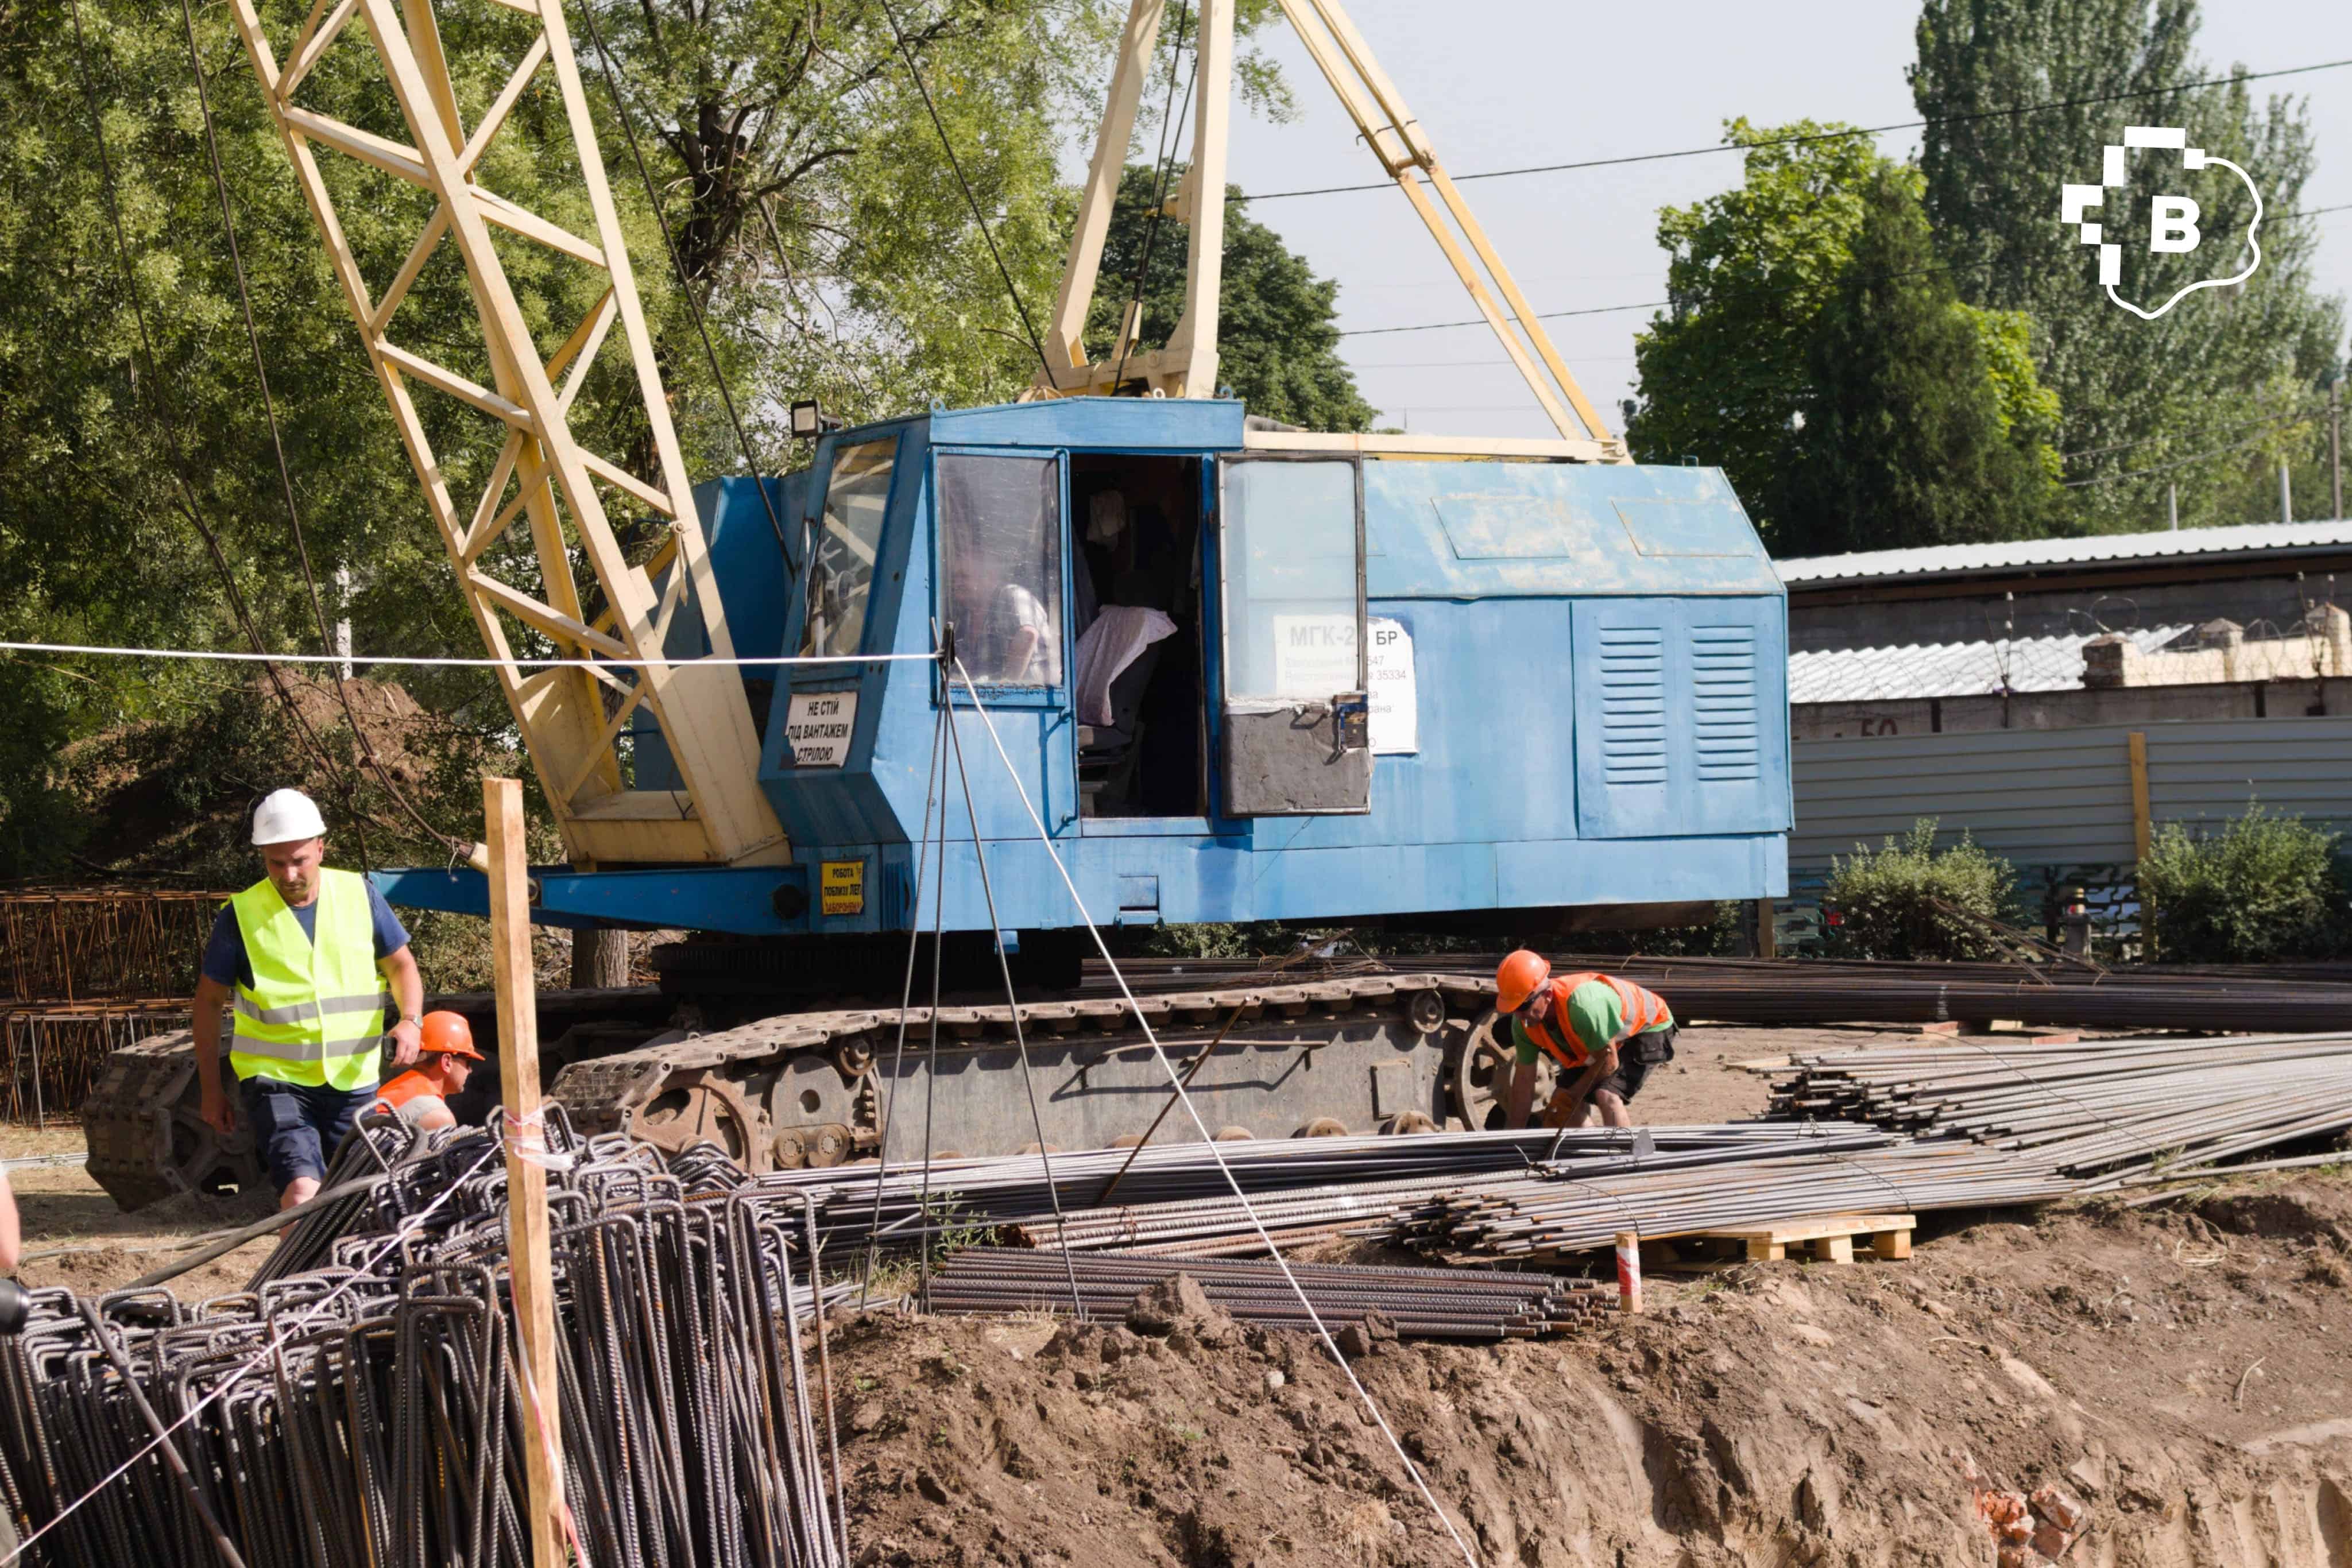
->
[192, 788, 425, 1209]
[1492, 950, 1676, 1130]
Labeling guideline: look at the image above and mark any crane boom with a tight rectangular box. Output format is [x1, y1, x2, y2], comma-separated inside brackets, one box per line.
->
[1034, 0, 1626, 460]
[223, 0, 789, 868]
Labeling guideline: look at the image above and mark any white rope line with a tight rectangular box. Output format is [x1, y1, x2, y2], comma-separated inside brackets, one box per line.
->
[1, 1134, 508, 1566]
[0, 637, 932, 670]
[947, 661, 1484, 1568]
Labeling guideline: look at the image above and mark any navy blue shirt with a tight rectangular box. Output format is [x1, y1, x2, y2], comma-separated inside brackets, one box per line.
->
[200, 882, 413, 990]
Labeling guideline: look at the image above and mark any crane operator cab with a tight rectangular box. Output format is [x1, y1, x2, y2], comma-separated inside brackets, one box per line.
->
[607, 392, 1785, 974]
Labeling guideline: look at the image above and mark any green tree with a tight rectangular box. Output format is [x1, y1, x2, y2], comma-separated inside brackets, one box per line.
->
[0, 0, 1134, 876]
[1082, 162, 1372, 431]
[1626, 122, 2061, 549]
[1775, 167, 2061, 555]
[1911, 0, 2346, 531]
[1624, 121, 1882, 524]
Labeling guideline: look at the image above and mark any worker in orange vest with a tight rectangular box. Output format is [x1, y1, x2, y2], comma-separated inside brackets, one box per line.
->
[372, 1011, 485, 1132]
[1493, 950, 1676, 1130]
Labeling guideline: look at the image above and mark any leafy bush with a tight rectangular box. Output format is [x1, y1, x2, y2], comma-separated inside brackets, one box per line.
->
[2137, 804, 2351, 963]
[1824, 819, 2018, 961]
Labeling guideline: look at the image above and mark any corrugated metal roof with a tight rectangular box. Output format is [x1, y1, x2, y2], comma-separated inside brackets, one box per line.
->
[1775, 518, 2352, 588]
[1789, 626, 2188, 703]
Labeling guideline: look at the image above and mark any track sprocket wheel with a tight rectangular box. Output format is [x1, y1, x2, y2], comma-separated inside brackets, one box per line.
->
[1443, 1009, 1556, 1131]
[625, 1070, 770, 1172]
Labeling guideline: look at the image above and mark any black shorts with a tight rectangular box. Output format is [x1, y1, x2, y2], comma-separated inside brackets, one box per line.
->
[1593, 1026, 1676, 1104]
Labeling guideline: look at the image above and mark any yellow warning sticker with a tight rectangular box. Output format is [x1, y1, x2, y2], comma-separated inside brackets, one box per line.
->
[819, 860, 865, 917]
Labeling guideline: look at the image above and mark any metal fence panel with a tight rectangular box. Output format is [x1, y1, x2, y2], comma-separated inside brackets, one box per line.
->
[1791, 714, 2352, 869]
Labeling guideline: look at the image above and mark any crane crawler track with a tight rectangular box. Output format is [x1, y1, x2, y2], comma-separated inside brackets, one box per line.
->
[552, 971, 1507, 1172]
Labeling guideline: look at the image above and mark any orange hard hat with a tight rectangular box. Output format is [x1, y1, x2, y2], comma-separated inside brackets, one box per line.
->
[1495, 950, 1550, 1013]
[418, 1010, 485, 1061]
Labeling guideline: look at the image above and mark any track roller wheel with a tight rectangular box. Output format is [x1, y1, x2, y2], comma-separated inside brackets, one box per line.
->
[1294, 1117, 1349, 1138]
[1379, 1112, 1438, 1136]
[1407, 989, 1446, 1036]
[808, 1124, 854, 1167]
[1214, 1125, 1255, 1141]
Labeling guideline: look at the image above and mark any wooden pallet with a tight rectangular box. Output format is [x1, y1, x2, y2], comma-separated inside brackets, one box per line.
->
[1644, 1213, 1914, 1269]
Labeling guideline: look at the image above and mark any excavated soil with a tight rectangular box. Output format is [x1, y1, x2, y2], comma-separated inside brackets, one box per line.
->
[829, 1179, 2352, 1567]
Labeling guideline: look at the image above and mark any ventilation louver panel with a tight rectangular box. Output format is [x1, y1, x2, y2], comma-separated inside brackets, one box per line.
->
[1692, 625, 1761, 782]
[1598, 627, 1668, 787]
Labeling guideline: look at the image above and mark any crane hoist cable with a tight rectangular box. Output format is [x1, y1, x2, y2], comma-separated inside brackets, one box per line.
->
[1113, 0, 1197, 395]
[873, 0, 1053, 378]
[173, 0, 478, 869]
[62, 0, 389, 868]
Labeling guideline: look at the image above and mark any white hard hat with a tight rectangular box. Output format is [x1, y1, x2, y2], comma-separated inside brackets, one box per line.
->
[252, 788, 328, 847]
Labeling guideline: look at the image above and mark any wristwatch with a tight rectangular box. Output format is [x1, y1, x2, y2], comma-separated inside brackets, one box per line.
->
[401, 1014, 423, 1029]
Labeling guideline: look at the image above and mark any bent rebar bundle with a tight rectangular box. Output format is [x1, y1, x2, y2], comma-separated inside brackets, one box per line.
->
[0, 1121, 849, 1568]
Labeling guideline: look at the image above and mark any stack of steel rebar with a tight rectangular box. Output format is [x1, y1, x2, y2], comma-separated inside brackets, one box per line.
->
[1082, 953, 2352, 1031]
[1767, 1030, 2352, 1184]
[720, 1124, 1881, 1261]
[1394, 1138, 2078, 1262]
[926, 1248, 1610, 1339]
[0, 1123, 850, 1568]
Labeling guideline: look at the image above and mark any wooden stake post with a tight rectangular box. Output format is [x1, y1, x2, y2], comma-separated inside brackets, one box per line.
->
[485, 777, 564, 1563]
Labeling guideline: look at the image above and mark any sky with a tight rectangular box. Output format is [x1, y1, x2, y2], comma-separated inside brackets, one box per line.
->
[1191, 1, 2352, 440]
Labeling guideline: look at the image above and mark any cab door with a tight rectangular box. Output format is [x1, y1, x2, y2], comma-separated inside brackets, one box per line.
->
[1214, 454, 1371, 815]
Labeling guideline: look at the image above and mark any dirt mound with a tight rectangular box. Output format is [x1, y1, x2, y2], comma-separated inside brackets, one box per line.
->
[831, 1178, 2352, 1567]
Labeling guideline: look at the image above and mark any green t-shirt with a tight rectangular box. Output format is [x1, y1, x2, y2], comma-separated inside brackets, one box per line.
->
[1511, 979, 1673, 1065]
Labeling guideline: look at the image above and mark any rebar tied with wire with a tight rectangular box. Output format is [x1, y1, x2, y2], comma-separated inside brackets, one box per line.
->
[0, 1116, 851, 1568]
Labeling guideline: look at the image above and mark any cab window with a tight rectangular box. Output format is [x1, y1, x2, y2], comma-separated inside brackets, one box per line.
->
[802, 438, 895, 658]
[939, 453, 1063, 687]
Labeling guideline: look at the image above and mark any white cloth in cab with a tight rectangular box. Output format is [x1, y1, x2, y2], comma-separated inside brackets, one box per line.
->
[1074, 606, 1177, 726]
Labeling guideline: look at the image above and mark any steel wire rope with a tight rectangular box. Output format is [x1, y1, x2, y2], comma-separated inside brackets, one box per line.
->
[859, 698, 950, 1306]
[916, 629, 956, 1308]
[940, 690, 1086, 1314]
[943, 656, 1483, 1568]
[173, 0, 467, 870]
[569, 0, 796, 561]
[60, 0, 381, 865]
[0, 1132, 509, 1567]
[0, 638, 934, 669]
[1237, 57, 2352, 202]
[873, 0, 1053, 377]
[1112, 0, 1198, 394]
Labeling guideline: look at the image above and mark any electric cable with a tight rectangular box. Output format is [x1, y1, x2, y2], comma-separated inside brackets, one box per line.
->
[1238, 56, 2352, 202]
[568, 0, 795, 559]
[873, 0, 1053, 378]
[1336, 200, 2352, 340]
[1112, 0, 1198, 393]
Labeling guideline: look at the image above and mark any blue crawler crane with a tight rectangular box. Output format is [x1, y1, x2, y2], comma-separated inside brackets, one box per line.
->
[82, 0, 1792, 1202]
[382, 396, 1789, 1162]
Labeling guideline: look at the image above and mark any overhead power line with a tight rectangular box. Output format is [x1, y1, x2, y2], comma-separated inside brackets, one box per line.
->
[1240, 57, 2352, 202]
[1336, 201, 2352, 339]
